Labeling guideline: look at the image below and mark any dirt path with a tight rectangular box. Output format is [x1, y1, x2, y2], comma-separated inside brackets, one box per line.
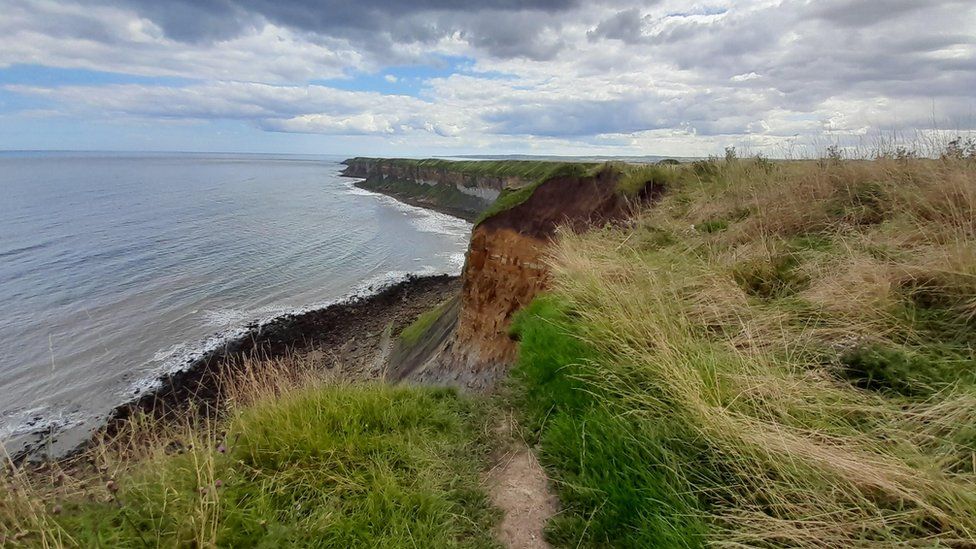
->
[485, 416, 558, 549]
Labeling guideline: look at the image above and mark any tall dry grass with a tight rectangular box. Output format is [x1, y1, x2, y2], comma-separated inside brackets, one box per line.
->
[0, 352, 333, 547]
[535, 155, 976, 546]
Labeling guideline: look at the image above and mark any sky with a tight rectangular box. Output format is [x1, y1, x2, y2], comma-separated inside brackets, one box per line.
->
[0, 0, 974, 157]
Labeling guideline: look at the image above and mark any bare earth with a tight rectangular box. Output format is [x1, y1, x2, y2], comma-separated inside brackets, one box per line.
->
[486, 418, 558, 549]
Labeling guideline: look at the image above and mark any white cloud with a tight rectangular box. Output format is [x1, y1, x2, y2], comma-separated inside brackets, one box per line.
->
[2, 0, 975, 155]
[730, 72, 760, 82]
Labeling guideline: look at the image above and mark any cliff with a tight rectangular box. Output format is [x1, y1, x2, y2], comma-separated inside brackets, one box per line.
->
[17, 157, 974, 547]
[387, 162, 666, 388]
[341, 158, 592, 221]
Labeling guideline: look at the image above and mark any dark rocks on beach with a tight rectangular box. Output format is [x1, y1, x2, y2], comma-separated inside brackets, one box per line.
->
[15, 274, 461, 465]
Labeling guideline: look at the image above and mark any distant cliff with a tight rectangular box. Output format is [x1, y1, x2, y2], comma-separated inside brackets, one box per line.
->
[341, 158, 586, 222]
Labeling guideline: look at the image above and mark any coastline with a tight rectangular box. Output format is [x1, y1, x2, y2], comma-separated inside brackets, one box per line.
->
[15, 274, 461, 463]
[344, 175, 481, 222]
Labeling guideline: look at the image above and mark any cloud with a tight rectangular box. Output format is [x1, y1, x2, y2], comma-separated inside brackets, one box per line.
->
[5, 81, 478, 139]
[2, 0, 975, 155]
[107, 0, 583, 61]
[587, 8, 648, 44]
[0, 1, 362, 82]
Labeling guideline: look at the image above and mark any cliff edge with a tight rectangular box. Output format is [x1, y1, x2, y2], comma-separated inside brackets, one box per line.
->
[341, 158, 593, 221]
[386, 162, 666, 388]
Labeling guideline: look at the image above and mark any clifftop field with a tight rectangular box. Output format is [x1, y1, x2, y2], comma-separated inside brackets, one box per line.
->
[514, 152, 976, 546]
[4, 151, 976, 547]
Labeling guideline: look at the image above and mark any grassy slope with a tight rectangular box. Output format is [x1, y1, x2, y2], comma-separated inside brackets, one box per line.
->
[512, 157, 976, 547]
[398, 297, 454, 347]
[2, 380, 500, 547]
[357, 176, 488, 221]
[350, 158, 590, 181]
[352, 158, 602, 224]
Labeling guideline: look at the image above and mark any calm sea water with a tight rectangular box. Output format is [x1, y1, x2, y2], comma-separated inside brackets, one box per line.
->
[0, 152, 470, 453]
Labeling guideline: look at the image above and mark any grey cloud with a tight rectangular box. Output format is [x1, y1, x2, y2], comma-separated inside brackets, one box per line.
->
[621, 0, 976, 122]
[6, 0, 976, 151]
[117, 1, 254, 42]
[483, 88, 779, 138]
[810, 0, 938, 27]
[461, 11, 569, 61]
[587, 8, 647, 44]
[111, 0, 580, 60]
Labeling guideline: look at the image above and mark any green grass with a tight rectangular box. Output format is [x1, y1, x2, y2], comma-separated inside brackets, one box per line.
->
[474, 163, 601, 225]
[5, 384, 500, 548]
[399, 298, 454, 346]
[840, 342, 976, 396]
[511, 156, 976, 547]
[510, 297, 708, 548]
[349, 157, 593, 181]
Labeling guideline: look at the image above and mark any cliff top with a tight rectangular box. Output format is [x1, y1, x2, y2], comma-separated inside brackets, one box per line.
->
[343, 156, 598, 182]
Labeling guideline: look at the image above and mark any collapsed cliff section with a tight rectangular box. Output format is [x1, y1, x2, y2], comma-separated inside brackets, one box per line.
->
[389, 164, 667, 389]
[341, 158, 589, 222]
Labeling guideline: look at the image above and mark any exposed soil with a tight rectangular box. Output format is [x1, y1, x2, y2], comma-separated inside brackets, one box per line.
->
[479, 168, 630, 240]
[424, 169, 661, 390]
[485, 416, 558, 549]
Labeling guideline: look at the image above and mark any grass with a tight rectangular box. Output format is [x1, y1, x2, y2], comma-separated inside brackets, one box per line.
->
[512, 154, 976, 547]
[612, 162, 681, 197]
[511, 297, 709, 548]
[357, 176, 488, 220]
[7, 154, 975, 547]
[399, 298, 454, 346]
[1, 356, 500, 548]
[348, 158, 594, 181]
[475, 162, 607, 225]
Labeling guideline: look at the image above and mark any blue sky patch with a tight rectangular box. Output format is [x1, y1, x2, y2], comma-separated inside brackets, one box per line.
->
[314, 55, 512, 98]
[0, 64, 194, 88]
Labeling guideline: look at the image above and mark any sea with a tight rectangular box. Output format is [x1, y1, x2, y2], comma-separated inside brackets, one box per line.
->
[0, 152, 471, 455]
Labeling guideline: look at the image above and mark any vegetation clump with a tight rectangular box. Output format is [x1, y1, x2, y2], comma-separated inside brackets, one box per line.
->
[398, 298, 455, 346]
[2, 358, 499, 548]
[512, 153, 976, 547]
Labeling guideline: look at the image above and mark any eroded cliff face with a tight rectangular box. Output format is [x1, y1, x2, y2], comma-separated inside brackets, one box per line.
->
[343, 158, 532, 195]
[395, 167, 663, 389]
[342, 158, 535, 221]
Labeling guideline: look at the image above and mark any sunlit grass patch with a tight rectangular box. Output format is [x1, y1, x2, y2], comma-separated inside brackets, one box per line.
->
[2, 370, 499, 548]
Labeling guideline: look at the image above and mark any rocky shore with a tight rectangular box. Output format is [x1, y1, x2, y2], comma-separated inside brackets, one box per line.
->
[17, 274, 461, 463]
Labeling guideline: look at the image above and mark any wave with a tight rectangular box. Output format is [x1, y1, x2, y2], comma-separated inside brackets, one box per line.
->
[128, 262, 461, 404]
[337, 177, 473, 239]
[3, 167, 470, 458]
[0, 404, 88, 441]
[128, 176, 471, 400]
